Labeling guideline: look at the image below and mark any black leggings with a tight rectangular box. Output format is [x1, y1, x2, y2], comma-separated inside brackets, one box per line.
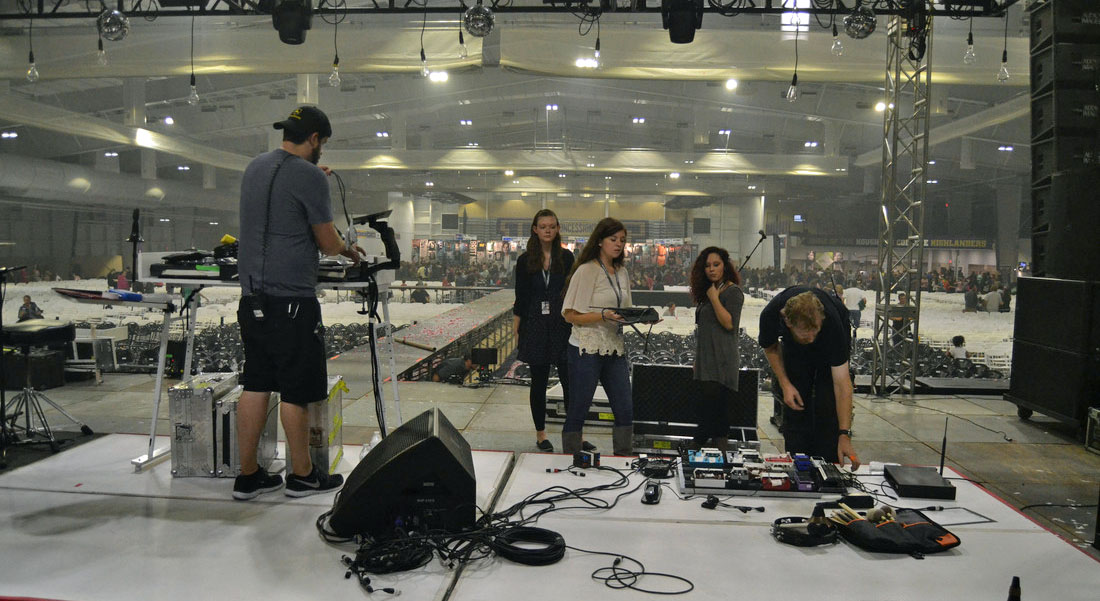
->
[694, 380, 731, 443]
[529, 361, 569, 432]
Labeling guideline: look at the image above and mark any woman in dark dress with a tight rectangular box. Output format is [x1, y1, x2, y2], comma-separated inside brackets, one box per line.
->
[513, 209, 574, 451]
[689, 246, 744, 451]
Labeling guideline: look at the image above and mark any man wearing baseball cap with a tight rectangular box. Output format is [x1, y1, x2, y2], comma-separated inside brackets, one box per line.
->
[232, 105, 363, 500]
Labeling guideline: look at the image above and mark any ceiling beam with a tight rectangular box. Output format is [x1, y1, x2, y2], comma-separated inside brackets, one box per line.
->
[853, 94, 1029, 167]
[0, 93, 253, 171]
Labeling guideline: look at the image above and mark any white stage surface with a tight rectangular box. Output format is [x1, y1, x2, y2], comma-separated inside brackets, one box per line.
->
[0, 434, 514, 601]
[450, 453, 1100, 601]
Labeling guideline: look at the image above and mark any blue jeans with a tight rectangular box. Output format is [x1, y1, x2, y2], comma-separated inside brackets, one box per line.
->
[564, 345, 632, 432]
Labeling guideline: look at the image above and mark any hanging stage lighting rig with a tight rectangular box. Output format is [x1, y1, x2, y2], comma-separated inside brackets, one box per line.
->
[0, 1, 1021, 21]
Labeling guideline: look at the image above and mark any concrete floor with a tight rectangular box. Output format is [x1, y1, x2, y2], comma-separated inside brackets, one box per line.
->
[19, 359, 1100, 558]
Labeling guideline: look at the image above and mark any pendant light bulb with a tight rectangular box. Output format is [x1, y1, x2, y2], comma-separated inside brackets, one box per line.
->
[997, 49, 1010, 82]
[831, 24, 844, 57]
[97, 37, 108, 66]
[459, 29, 468, 58]
[329, 56, 341, 87]
[420, 48, 430, 77]
[187, 74, 200, 106]
[963, 31, 976, 65]
[786, 73, 800, 103]
[26, 50, 39, 83]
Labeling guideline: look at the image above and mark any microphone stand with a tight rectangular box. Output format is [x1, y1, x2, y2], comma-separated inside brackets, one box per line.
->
[739, 232, 768, 272]
[126, 209, 143, 291]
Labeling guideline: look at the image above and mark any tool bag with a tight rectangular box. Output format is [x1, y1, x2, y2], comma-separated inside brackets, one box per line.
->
[834, 508, 961, 558]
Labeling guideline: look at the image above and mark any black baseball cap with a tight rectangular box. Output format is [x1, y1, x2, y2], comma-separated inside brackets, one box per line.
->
[273, 105, 332, 139]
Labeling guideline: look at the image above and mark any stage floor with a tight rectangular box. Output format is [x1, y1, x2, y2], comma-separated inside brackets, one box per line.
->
[6, 370, 1098, 565]
[0, 434, 514, 601]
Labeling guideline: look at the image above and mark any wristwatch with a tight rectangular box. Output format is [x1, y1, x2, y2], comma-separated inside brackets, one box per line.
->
[838, 429, 853, 438]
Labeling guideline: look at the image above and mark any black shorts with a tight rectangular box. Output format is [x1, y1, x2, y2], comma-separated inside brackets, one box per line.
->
[238, 296, 327, 406]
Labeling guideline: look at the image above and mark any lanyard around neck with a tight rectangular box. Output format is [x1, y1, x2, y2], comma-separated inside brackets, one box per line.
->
[598, 259, 622, 308]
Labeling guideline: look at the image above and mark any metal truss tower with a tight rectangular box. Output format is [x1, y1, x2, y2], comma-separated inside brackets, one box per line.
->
[872, 16, 933, 398]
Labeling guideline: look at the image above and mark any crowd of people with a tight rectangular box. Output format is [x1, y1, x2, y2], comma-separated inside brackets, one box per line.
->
[396, 259, 511, 288]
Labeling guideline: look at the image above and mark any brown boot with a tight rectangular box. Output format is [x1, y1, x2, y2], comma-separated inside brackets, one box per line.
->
[562, 431, 583, 455]
[612, 425, 634, 456]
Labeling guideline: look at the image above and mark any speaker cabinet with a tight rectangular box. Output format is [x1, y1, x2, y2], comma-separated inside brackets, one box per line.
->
[1007, 340, 1100, 425]
[631, 364, 758, 428]
[1028, 170, 1100, 281]
[329, 408, 475, 538]
[1012, 277, 1100, 354]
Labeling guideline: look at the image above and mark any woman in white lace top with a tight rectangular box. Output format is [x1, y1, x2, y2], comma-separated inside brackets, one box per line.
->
[561, 218, 634, 456]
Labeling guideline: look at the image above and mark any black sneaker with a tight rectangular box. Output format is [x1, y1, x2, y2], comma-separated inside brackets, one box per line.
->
[285, 466, 344, 498]
[537, 439, 554, 452]
[232, 467, 284, 500]
[582, 441, 597, 452]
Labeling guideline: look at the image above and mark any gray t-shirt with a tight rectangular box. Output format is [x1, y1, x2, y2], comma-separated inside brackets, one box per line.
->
[239, 149, 333, 297]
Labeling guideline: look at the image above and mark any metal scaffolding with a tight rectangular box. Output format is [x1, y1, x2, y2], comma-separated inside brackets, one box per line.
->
[872, 16, 933, 398]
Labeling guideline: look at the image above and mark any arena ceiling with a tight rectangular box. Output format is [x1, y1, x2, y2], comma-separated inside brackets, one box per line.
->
[0, 2, 1030, 219]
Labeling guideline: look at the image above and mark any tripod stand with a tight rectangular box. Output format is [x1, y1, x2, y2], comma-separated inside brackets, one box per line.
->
[0, 265, 27, 467]
[3, 320, 92, 453]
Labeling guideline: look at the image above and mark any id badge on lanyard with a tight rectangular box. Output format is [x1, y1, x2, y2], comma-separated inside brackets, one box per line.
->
[542, 270, 552, 314]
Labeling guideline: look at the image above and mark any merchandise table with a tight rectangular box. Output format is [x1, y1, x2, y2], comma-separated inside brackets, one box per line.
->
[448, 452, 1100, 601]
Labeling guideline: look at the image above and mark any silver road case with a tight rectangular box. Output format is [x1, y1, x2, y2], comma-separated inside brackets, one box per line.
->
[285, 375, 346, 476]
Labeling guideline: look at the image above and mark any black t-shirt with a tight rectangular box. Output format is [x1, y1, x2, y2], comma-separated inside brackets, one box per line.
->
[434, 357, 469, 383]
[758, 286, 850, 369]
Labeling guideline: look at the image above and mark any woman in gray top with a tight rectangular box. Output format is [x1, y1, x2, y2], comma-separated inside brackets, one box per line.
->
[689, 247, 744, 451]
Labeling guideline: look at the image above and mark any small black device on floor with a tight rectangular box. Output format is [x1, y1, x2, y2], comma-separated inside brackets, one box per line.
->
[883, 465, 957, 500]
[641, 480, 661, 505]
[573, 450, 600, 469]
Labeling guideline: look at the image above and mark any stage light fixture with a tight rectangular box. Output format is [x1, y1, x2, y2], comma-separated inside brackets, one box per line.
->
[504, 169, 514, 176]
[669, 172, 680, 179]
[97, 9, 130, 42]
[843, 3, 876, 40]
[463, 2, 494, 38]
[272, 0, 312, 45]
[104, 151, 118, 157]
[429, 70, 449, 82]
[661, 0, 703, 44]
[725, 78, 738, 90]
[164, 116, 175, 125]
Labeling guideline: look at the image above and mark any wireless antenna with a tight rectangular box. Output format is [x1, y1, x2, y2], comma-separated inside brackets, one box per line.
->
[939, 417, 949, 476]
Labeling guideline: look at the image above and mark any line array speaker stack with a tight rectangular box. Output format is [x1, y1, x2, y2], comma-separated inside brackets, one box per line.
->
[1008, 1, 1100, 427]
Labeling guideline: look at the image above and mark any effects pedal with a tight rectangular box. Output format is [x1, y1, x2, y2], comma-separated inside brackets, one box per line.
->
[813, 459, 846, 491]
